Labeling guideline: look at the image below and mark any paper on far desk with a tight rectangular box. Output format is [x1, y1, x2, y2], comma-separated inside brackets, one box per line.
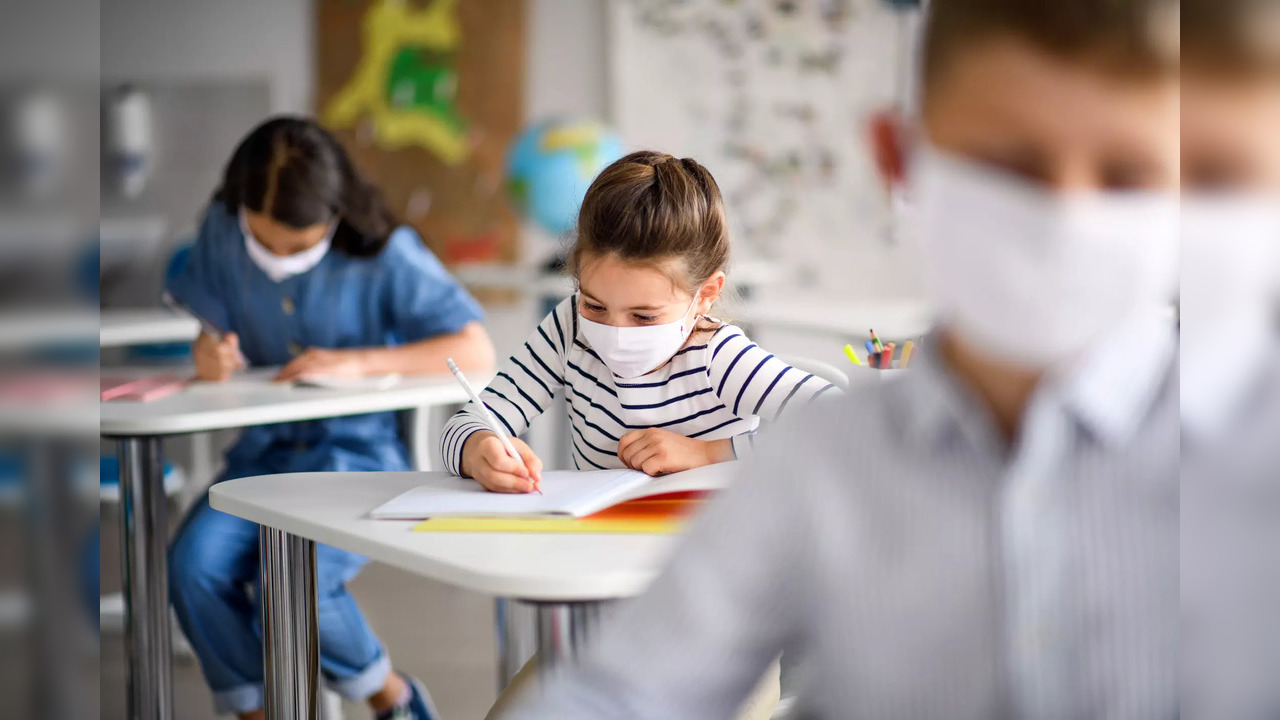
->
[293, 373, 401, 390]
[180, 369, 401, 394]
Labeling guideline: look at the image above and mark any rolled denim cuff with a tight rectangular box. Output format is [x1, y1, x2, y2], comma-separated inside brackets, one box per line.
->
[212, 683, 264, 715]
[327, 649, 392, 700]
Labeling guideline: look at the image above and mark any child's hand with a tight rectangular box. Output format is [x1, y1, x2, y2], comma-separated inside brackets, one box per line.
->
[461, 431, 544, 493]
[193, 332, 245, 382]
[617, 428, 734, 476]
[274, 348, 367, 382]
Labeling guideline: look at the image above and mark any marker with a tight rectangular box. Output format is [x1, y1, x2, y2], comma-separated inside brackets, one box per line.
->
[900, 340, 915, 369]
[843, 344, 864, 366]
[869, 329, 884, 353]
[446, 358, 541, 494]
[880, 343, 895, 369]
[865, 340, 876, 355]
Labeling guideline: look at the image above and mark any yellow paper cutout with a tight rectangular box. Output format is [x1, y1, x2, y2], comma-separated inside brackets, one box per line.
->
[324, 0, 470, 164]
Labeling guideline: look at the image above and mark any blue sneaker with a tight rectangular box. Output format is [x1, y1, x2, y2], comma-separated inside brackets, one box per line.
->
[375, 673, 438, 720]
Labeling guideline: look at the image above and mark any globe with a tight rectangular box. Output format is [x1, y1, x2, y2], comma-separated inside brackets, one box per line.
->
[505, 120, 625, 237]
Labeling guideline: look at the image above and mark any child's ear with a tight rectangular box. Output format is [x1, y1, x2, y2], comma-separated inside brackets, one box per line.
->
[868, 108, 909, 188]
[697, 271, 726, 314]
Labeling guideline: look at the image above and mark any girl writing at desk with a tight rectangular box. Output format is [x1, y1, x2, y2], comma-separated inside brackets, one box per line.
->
[440, 150, 838, 720]
[440, 150, 838, 490]
[167, 116, 491, 720]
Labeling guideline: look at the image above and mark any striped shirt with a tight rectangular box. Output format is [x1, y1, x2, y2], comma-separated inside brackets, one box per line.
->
[511, 315, 1179, 720]
[440, 295, 836, 475]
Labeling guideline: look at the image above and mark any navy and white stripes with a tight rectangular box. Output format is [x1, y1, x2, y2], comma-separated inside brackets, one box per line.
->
[440, 295, 837, 474]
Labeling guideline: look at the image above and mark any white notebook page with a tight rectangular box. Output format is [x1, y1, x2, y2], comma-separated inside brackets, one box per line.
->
[369, 469, 651, 519]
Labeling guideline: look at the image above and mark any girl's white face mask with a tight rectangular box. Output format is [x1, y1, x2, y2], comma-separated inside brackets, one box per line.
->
[909, 146, 1179, 368]
[240, 208, 333, 283]
[579, 295, 700, 378]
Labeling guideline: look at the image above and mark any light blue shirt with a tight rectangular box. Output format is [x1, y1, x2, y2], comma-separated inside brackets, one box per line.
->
[509, 315, 1178, 720]
[167, 204, 484, 479]
[1182, 335, 1280, 719]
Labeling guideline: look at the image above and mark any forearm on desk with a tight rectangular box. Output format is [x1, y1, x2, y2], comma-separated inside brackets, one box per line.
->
[356, 321, 494, 375]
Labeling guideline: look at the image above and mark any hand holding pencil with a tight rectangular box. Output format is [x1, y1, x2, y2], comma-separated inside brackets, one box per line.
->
[448, 358, 543, 494]
[461, 432, 545, 494]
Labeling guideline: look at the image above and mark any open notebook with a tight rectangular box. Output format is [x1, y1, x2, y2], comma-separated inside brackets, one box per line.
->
[370, 463, 734, 520]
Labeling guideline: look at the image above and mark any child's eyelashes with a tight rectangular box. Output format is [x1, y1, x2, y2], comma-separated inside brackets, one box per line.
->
[579, 301, 659, 325]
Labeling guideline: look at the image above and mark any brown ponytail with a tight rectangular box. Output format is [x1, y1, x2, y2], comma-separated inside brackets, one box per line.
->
[572, 151, 730, 306]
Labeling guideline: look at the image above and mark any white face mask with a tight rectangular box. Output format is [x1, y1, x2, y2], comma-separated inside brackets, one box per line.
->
[1180, 194, 1280, 340]
[579, 295, 700, 378]
[240, 208, 333, 283]
[910, 146, 1179, 369]
[1180, 194, 1280, 432]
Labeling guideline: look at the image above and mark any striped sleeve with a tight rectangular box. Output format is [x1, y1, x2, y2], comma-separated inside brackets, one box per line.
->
[439, 300, 571, 476]
[706, 328, 838, 424]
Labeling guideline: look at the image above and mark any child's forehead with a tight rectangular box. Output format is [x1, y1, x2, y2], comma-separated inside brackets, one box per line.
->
[924, 34, 1178, 113]
[577, 254, 688, 302]
[922, 36, 1179, 154]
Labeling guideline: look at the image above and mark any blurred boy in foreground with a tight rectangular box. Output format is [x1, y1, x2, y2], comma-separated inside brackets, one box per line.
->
[508, 0, 1180, 718]
[1181, 0, 1280, 717]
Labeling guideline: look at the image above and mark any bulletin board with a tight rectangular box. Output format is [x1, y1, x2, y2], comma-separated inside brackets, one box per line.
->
[609, 0, 918, 296]
[316, 0, 525, 266]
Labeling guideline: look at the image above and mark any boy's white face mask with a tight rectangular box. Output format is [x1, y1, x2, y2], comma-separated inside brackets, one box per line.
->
[909, 146, 1179, 369]
[1179, 194, 1280, 340]
[1180, 194, 1280, 432]
[579, 295, 700, 379]
[240, 208, 333, 283]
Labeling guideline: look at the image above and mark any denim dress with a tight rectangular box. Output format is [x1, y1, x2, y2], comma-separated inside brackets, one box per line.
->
[165, 204, 483, 714]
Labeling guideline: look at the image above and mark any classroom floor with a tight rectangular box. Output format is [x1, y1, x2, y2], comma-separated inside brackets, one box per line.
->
[98, 503, 501, 720]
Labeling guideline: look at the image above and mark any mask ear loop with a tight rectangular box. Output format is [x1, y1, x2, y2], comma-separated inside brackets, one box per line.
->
[682, 291, 703, 335]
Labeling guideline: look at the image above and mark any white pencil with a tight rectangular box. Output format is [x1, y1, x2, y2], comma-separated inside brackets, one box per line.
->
[446, 359, 540, 493]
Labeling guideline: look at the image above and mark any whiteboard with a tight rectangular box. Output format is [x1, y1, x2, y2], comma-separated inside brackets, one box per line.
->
[607, 0, 922, 296]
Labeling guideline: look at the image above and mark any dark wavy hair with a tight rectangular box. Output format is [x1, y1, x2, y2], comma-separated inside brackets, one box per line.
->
[213, 116, 398, 257]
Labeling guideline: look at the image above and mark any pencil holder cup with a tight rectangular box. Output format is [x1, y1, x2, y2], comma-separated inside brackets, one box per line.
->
[847, 366, 908, 387]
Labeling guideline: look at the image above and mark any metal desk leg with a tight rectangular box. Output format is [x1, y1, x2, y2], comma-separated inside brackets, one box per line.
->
[118, 437, 173, 720]
[27, 439, 86, 719]
[496, 598, 538, 691]
[260, 527, 320, 719]
[534, 601, 602, 668]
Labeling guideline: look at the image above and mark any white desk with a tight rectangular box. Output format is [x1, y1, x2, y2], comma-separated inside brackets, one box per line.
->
[100, 369, 490, 720]
[210, 470, 678, 599]
[99, 308, 200, 348]
[734, 295, 934, 343]
[453, 264, 576, 299]
[0, 309, 98, 352]
[101, 369, 483, 436]
[210, 468, 717, 717]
